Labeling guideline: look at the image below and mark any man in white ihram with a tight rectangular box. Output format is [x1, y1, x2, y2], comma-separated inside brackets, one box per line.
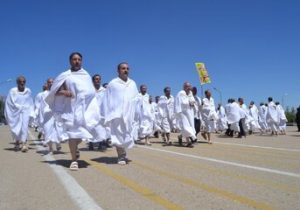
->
[201, 90, 217, 144]
[39, 78, 63, 154]
[275, 102, 287, 135]
[33, 84, 47, 140]
[5, 76, 34, 152]
[158, 87, 175, 145]
[45, 52, 101, 170]
[136, 84, 153, 146]
[89, 74, 109, 151]
[103, 62, 139, 165]
[174, 82, 196, 148]
[249, 101, 261, 134]
[258, 102, 268, 133]
[266, 97, 279, 135]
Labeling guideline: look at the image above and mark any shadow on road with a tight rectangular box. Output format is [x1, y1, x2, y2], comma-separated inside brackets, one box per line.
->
[36, 150, 67, 155]
[41, 159, 90, 168]
[3, 148, 18, 152]
[78, 147, 111, 153]
[91, 156, 120, 165]
[3, 146, 35, 152]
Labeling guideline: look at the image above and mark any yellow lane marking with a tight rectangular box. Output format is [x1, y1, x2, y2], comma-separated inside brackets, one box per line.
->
[135, 149, 300, 194]
[81, 157, 183, 210]
[131, 160, 278, 210]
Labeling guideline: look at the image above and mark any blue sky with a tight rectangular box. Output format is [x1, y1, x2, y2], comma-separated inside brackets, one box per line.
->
[0, 0, 299, 108]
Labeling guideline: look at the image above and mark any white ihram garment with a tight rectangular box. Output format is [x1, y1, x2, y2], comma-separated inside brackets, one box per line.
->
[266, 101, 279, 132]
[277, 104, 287, 132]
[226, 102, 241, 132]
[136, 93, 154, 138]
[174, 90, 196, 139]
[158, 95, 175, 132]
[249, 104, 261, 131]
[217, 105, 228, 131]
[45, 69, 101, 141]
[103, 77, 139, 149]
[5, 87, 34, 142]
[39, 90, 67, 143]
[201, 97, 218, 133]
[258, 105, 268, 130]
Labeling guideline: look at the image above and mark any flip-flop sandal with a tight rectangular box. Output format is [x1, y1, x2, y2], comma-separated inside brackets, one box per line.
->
[69, 161, 78, 171]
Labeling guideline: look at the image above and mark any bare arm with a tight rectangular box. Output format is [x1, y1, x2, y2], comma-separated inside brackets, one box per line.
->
[55, 82, 73, 97]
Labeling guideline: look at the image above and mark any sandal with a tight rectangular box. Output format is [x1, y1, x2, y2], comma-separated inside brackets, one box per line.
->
[69, 161, 78, 171]
[21, 145, 28, 152]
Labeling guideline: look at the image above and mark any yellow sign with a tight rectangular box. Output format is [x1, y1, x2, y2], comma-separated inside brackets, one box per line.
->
[195, 62, 211, 85]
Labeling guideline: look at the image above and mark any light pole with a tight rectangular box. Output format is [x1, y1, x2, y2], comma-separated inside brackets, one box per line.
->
[213, 87, 222, 105]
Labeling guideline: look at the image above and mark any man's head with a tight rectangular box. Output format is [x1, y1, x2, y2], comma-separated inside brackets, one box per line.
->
[192, 87, 197, 96]
[140, 85, 147, 95]
[46, 78, 54, 90]
[183, 82, 192, 94]
[249, 101, 254, 108]
[164, 87, 171, 97]
[69, 52, 82, 71]
[155, 96, 160, 103]
[92, 74, 101, 90]
[149, 95, 153, 103]
[275, 102, 280, 105]
[118, 62, 129, 81]
[268, 97, 273, 102]
[43, 84, 48, 91]
[205, 90, 211, 98]
[16, 76, 26, 92]
[260, 102, 264, 106]
[238, 97, 244, 105]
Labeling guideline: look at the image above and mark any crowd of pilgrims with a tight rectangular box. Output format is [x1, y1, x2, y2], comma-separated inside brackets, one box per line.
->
[4, 52, 288, 170]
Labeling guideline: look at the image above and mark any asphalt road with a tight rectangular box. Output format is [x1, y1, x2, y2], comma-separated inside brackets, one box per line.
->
[1, 125, 300, 210]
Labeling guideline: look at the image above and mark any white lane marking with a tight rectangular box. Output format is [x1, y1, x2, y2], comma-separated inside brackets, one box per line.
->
[213, 141, 300, 152]
[29, 132, 103, 210]
[137, 145, 300, 179]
